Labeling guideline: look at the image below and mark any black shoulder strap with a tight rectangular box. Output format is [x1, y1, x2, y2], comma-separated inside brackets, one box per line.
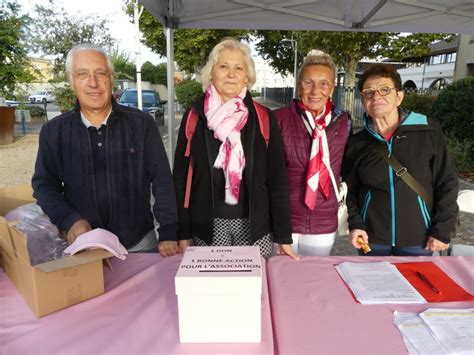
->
[375, 141, 433, 210]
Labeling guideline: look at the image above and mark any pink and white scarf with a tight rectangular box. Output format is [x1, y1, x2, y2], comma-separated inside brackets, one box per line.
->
[204, 84, 248, 205]
[301, 100, 333, 210]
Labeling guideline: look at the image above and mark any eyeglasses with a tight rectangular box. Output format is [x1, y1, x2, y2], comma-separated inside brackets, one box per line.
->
[300, 79, 332, 91]
[74, 70, 110, 82]
[360, 85, 396, 99]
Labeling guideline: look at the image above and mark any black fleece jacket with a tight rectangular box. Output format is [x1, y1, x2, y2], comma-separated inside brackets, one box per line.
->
[342, 111, 458, 247]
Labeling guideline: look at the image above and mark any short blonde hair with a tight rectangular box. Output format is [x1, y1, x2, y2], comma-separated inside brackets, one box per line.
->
[296, 49, 336, 97]
[200, 38, 256, 92]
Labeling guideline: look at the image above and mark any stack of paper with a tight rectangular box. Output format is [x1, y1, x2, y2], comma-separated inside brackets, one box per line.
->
[394, 308, 474, 355]
[335, 261, 427, 304]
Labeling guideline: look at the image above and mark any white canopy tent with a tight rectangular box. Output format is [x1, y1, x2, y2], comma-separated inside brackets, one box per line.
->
[137, 0, 474, 163]
[141, 0, 474, 33]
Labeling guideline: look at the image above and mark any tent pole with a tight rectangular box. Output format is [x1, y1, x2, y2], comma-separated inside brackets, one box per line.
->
[165, 28, 175, 167]
[134, 1, 144, 110]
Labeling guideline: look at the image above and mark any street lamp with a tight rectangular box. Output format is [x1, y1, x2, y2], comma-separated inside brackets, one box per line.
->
[282, 38, 298, 98]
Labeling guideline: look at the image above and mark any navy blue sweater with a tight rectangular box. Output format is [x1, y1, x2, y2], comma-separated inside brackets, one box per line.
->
[32, 99, 177, 248]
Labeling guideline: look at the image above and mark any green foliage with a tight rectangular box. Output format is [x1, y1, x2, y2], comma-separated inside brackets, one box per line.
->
[255, 31, 452, 87]
[111, 49, 136, 81]
[141, 62, 156, 83]
[378, 33, 456, 61]
[30, 2, 114, 78]
[27, 105, 46, 118]
[250, 90, 260, 97]
[125, 5, 251, 73]
[431, 77, 474, 161]
[445, 136, 474, 173]
[141, 61, 167, 85]
[53, 86, 76, 112]
[175, 80, 203, 109]
[401, 93, 436, 117]
[0, 1, 36, 96]
[154, 63, 167, 85]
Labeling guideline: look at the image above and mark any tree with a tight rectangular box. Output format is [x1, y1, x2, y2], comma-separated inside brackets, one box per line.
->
[154, 63, 167, 85]
[141, 61, 157, 83]
[255, 31, 452, 87]
[29, 2, 114, 79]
[0, 1, 35, 97]
[141, 61, 167, 85]
[126, 6, 251, 73]
[52, 85, 76, 112]
[110, 49, 136, 81]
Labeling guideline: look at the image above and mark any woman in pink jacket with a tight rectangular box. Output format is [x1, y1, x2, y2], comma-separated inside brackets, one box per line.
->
[274, 50, 351, 256]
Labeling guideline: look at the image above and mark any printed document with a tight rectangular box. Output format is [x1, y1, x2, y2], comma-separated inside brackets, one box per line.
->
[420, 308, 474, 354]
[394, 309, 474, 355]
[393, 311, 449, 354]
[335, 261, 427, 304]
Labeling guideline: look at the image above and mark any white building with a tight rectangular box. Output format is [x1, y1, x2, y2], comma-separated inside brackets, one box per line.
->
[252, 56, 294, 92]
[398, 36, 460, 90]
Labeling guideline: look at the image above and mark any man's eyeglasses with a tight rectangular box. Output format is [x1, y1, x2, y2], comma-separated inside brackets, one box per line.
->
[360, 85, 396, 99]
[74, 70, 110, 82]
[300, 79, 332, 92]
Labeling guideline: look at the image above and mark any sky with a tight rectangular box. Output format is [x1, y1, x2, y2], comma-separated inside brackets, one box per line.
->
[17, 0, 164, 65]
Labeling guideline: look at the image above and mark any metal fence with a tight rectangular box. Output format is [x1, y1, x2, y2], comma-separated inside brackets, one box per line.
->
[263, 86, 364, 127]
[263, 87, 294, 106]
[404, 87, 438, 96]
[332, 86, 364, 127]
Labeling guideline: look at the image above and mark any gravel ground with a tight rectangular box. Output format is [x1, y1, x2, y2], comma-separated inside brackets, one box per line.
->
[0, 134, 39, 188]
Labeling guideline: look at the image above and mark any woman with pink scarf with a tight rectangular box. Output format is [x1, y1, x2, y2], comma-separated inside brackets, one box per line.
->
[274, 50, 352, 256]
[173, 38, 297, 259]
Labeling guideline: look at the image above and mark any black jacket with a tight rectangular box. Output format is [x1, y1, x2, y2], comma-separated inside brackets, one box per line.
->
[32, 99, 177, 248]
[342, 111, 458, 246]
[173, 93, 292, 245]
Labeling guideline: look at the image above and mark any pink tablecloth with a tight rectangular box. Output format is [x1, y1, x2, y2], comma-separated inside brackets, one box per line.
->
[0, 254, 274, 354]
[267, 256, 474, 355]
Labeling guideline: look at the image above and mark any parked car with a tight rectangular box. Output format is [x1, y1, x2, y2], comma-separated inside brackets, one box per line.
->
[118, 89, 166, 126]
[28, 91, 54, 104]
[113, 89, 122, 100]
[5, 100, 19, 107]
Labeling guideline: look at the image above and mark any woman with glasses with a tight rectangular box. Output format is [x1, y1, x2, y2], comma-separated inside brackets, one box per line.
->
[342, 63, 458, 256]
[273, 50, 352, 256]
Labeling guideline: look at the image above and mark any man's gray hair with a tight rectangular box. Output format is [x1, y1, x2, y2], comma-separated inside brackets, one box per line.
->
[200, 38, 256, 92]
[65, 44, 115, 82]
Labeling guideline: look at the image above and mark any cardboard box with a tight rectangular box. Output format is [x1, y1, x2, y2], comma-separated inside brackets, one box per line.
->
[175, 246, 262, 343]
[0, 185, 111, 317]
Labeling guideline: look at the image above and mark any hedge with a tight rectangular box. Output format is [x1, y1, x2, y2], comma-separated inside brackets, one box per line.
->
[431, 77, 474, 168]
[401, 93, 436, 117]
[175, 80, 203, 110]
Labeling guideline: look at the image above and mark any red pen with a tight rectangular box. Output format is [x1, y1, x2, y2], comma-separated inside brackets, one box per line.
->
[416, 271, 442, 295]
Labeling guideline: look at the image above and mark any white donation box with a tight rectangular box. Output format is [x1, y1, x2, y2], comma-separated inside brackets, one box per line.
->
[175, 246, 262, 343]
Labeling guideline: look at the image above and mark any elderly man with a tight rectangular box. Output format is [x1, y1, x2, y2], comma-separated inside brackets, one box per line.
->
[32, 44, 181, 256]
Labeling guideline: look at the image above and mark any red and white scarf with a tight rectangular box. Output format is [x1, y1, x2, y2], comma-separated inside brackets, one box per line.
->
[300, 100, 333, 210]
[204, 85, 248, 205]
